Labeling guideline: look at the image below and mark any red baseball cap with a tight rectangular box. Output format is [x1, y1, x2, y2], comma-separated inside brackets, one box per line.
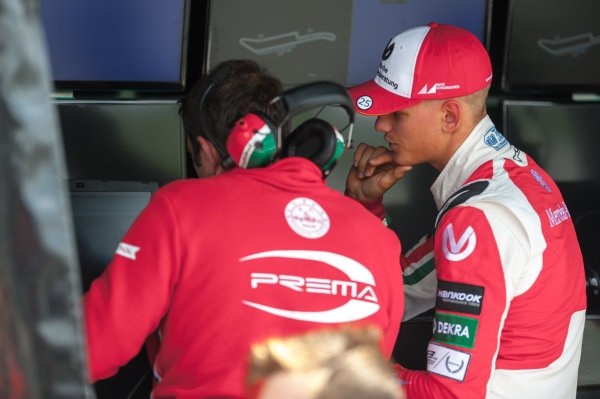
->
[349, 22, 493, 116]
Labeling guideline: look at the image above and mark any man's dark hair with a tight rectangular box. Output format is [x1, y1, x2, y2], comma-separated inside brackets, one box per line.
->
[179, 59, 285, 165]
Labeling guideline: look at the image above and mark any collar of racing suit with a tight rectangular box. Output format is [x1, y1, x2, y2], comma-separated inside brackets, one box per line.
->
[429, 114, 526, 211]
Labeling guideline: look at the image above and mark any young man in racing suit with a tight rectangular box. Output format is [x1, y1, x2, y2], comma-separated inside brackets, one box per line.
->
[344, 23, 587, 398]
[83, 59, 404, 398]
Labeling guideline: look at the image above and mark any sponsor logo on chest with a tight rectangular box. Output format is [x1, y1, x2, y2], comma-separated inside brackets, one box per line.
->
[546, 201, 571, 227]
[531, 169, 552, 192]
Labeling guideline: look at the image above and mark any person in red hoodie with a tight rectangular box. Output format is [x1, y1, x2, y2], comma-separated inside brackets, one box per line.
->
[345, 23, 587, 399]
[83, 59, 404, 398]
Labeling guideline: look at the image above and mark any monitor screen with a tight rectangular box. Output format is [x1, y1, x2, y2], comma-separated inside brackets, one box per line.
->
[39, 0, 190, 92]
[502, 100, 600, 313]
[68, 179, 158, 292]
[207, 0, 489, 88]
[502, 100, 600, 183]
[55, 99, 186, 186]
[502, 0, 600, 94]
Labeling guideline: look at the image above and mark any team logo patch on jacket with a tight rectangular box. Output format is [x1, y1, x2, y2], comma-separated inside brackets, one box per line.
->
[442, 224, 476, 261]
[285, 198, 330, 239]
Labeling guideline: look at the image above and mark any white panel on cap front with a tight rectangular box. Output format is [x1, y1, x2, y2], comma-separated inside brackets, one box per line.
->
[374, 26, 430, 98]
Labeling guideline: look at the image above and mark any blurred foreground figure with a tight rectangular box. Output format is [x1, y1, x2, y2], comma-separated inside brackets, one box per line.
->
[246, 325, 406, 399]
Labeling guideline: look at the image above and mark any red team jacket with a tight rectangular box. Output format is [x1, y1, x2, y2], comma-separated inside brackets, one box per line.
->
[84, 157, 404, 398]
[371, 116, 586, 399]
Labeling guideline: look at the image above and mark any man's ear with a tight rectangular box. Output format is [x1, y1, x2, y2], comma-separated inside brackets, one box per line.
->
[187, 136, 201, 166]
[441, 100, 461, 134]
[197, 136, 224, 175]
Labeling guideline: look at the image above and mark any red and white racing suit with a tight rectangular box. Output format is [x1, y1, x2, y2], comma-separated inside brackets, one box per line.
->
[368, 115, 587, 398]
[84, 157, 404, 399]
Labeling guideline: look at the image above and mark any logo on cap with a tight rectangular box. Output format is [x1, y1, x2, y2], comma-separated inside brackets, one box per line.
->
[418, 83, 461, 95]
[382, 39, 394, 60]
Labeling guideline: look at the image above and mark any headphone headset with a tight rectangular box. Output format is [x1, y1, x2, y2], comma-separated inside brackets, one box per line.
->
[198, 64, 355, 176]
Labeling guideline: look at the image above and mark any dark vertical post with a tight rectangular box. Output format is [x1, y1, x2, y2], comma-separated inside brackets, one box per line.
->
[0, 0, 92, 397]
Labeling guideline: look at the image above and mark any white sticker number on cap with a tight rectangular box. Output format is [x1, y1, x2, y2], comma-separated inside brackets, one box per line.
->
[356, 96, 373, 110]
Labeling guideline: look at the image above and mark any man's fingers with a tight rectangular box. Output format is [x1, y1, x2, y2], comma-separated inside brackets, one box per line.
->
[376, 165, 412, 190]
[353, 144, 380, 178]
[352, 145, 389, 177]
[350, 142, 410, 181]
[367, 149, 395, 167]
[393, 165, 413, 177]
[352, 143, 372, 167]
[361, 147, 394, 177]
[346, 144, 412, 202]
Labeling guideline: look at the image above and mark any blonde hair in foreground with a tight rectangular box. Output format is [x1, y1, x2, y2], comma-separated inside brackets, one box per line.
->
[246, 325, 405, 399]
